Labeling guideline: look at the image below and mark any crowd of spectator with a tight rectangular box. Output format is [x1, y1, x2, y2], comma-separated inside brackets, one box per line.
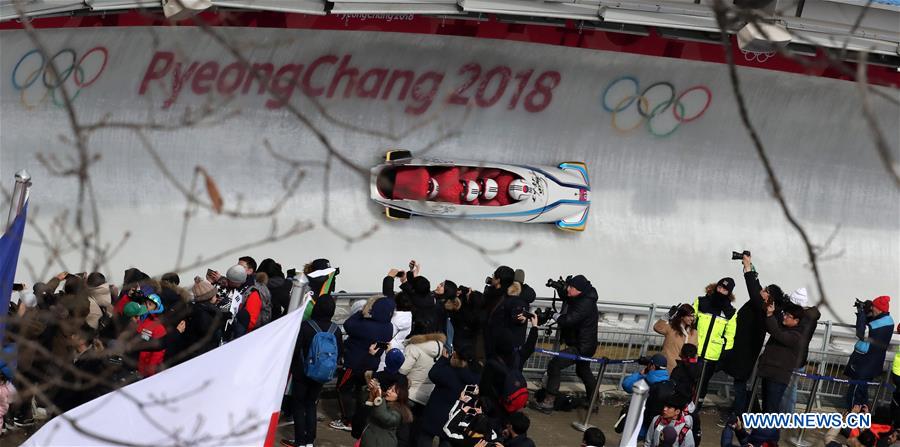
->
[0, 252, 896, 447]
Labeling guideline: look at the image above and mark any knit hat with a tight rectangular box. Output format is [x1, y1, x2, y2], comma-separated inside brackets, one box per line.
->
[226, 264, 247, 284]
[567, 275, 590, 293]
[873, 295, 891, 313]
[192, 276, 216, 302]
[660, 426, 677, 447]
[124, 302, 148, 318]
[413, 276, 431, 295]
[789, 287, 809, 307]
[384, 348, 405, 374]
[716, 277, 735, 294]
[514, 269, 526, 284]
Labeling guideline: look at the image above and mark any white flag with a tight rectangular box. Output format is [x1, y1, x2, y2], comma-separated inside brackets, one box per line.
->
[24, 308, 305, 447]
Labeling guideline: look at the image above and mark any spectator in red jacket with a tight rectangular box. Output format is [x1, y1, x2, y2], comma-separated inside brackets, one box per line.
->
[136, 294, 167, 377]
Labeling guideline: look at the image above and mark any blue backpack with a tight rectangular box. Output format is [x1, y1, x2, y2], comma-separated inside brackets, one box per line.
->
[304, 321, 338, 383]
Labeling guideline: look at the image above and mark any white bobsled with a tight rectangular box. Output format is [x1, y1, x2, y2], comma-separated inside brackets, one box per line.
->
[370, 150, 591, 231]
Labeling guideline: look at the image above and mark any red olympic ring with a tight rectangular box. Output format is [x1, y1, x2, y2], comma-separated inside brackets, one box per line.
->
[672, 85, 712, 123]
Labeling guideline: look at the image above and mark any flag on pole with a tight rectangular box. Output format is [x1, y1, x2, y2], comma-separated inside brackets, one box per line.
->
[24, 306, 305, 447]
[0, 202, 27, 341]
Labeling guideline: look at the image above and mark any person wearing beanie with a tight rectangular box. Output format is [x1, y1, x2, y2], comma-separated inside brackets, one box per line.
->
[184, 277, 226, 358]
[692, 273, 738, 427]
[532, 274, 599, 414]
[282, 295, 343, 447]
[756, 302, 804, 413]
[719, 253, 786, 422]
[670, 344, 701, 404]
[846, 295, 894, 409]
[419, 346, 480, 447]
[782, 287, 821, 413]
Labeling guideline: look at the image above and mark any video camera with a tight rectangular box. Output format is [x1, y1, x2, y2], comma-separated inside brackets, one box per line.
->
[854, 298, 873, 314]
[546, 275, 572, 295]
[731, 250, 751, 260]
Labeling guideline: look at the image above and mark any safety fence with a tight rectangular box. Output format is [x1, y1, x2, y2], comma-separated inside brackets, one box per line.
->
[329, 292, 897, 412]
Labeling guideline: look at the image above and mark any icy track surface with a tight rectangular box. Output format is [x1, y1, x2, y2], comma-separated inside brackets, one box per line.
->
[1, 27, 898, 322]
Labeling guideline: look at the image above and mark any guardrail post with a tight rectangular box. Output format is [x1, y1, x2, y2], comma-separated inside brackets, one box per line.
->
[790, 374, 820, 447]
[619, 379, 649, 447]
[639, 304, 656, 358]
[573, 359, 608, 432]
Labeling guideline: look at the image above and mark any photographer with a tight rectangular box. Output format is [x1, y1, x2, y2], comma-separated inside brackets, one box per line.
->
[720, 253, 784, 418]
[692, 277, 737, 411]
[845, 295, 893, 409]
[755, 301, 804, 413]
[531, 275, 598, 414]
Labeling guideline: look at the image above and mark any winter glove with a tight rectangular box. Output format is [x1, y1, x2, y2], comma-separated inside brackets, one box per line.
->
[666, 304, 680, 320]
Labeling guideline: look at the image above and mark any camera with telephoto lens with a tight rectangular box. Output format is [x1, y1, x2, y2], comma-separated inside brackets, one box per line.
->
[533, 307, 556, 326]
[854, 298, 873, 313]
[731, 250, 751, 260]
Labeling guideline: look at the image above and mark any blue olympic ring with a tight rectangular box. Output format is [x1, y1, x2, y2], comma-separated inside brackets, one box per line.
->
[11, 46, 108, 108]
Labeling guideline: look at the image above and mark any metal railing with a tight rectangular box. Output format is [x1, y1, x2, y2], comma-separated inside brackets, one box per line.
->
[328, 292, 895, 410]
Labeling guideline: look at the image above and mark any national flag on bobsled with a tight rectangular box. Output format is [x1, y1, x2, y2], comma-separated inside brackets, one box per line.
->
[0, 202, 27, 341]
[24, 306, 304, 447]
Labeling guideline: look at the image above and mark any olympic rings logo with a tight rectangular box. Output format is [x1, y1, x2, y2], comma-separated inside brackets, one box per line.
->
[11, 47, 108, 109]
[600, 76, 712, 137]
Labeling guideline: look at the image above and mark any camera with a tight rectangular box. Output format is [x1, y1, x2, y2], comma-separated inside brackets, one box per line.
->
[397, 271, 405, 278]
[731, 250, 751, 260]
[485, 276, 493, 285]
[855, 299, 873, 313]
[533, 307, 556, 326]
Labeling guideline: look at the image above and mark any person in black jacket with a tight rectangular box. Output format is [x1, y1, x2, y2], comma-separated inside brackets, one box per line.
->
[756, 302, 804, 413]
[54, 325, 112, 413]
[282, 295, 343, 447]
[258, 258, 292, 320]
[183, 277, 225, 358]
[719, 253, 785, 417]
[445, 287, 483, 360]
[781, 287, 821, 413]
[531, 274, 599, 413]
[419, 346, 481, 447]
[483, 266, 528, 360]
[670, 343, 700, 403]
[501, 412, 536, 447]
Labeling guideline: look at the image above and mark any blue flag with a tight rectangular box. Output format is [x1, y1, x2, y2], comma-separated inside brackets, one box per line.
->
[0, 203, 27, 341]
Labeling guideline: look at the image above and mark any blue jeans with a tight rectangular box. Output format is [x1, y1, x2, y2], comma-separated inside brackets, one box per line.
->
[780, 368, 802, 413]
[761, 378, 788, 413]
[732, 378, 749, 415]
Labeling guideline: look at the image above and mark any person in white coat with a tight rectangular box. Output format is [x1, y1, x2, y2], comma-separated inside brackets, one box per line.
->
[399, 332, 445, 442]
[380, 294, 412, 371]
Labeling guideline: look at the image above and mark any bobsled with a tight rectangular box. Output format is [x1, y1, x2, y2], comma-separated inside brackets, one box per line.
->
[370, 150, 591, 231]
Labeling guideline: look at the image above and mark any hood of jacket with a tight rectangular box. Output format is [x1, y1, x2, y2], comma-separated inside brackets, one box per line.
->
[407, 332, 446, 348]
[86, 283, 113, 307]
[363, 295, 396, 323]
[646, 368, 670, 384]
[311, 294, 336, 321]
